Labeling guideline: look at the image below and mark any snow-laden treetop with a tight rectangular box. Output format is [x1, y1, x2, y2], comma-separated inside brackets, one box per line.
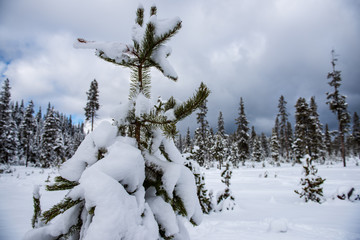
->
[74, 5, 181, 81]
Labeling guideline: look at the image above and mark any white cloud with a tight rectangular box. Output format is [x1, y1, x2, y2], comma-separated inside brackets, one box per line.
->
[4, 32, 130, 119]
[1, 0, 359, 134]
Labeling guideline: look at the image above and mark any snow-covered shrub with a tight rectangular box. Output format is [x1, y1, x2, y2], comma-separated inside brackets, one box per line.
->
[216, 162, 236, 211]
[24, 5, 209, 240]
[268, 218, 288, 233]
[294, 157, 326, 203]
[333, 186, 360, 202]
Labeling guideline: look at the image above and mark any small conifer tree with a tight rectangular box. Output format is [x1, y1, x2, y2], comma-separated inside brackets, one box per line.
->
[294, 157, 326, 203]
[216, 161, 236, 211]
[270, 128, 280, 164]
[84, 79, 100, 132]
[25, 5, 209, 240]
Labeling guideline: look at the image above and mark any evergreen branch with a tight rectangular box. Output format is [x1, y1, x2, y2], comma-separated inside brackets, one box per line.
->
[136, 6, 144, 27]
[174, 82, 210, 121]
[42, 198, 82, 224]
[141, 21, 182, 71]
[97, 50, 138, 68]
[54, 204, 84, 240]
[46, 176, 79, 191]
[31, 196, 41, 228]
[164, 97, 176, 112]
[148, 58, 178, 81]
[153, 22, 182, 52]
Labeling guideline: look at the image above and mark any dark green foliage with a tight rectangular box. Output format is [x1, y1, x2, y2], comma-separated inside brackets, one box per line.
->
[42, 198, 82, 224]
[46, 176, 79, 191]
[294, 158, 326, 203]
[31, 187, 42, 229]
[97, 147, 108, 160]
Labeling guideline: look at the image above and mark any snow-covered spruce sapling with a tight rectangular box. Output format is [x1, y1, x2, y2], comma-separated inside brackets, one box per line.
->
[25, 5, 209, 240]
[294, 157, 326, 203]
[184, 159, 212, 214]
[216, 161, 236, 211]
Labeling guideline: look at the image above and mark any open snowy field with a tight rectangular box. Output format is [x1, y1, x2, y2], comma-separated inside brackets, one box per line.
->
[1, 162, 360, 240]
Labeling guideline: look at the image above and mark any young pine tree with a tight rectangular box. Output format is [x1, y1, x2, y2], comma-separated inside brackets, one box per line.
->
[193, 100, 211, 167]
[251, 136, 263, 162]
[293, 97, 311, 163]
[270, 128, 280, 164]
[294, 157, 326, 203]
[326, 50, 351, 167]
[19, 101, 37, 167]
[212, 111, 227, 169]
[235, 97, 249, 165]
[308, 97, 325, 161]
[216, 161, 236, 211]
[84, 79, 100, 132]
[26, 5, 209, 240]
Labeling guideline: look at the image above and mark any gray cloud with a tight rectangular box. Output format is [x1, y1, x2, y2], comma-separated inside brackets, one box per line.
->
[0, 0, 359, 135]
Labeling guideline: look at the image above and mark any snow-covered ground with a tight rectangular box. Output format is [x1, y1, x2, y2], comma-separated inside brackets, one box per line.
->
[1, 161, 360, 240]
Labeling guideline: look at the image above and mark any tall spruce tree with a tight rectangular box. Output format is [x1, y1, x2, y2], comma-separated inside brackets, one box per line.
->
[235, 97, 249, 165]
[26, 5, 209, 240]
[260, 132, 270, 158]
[0, 79, 14, 163]
[294, 97, 311, 163]
[251, 136, 263, 162]
[213, 111, 227, 169]
[326, 50, 351, 167]
[84, 79, 100, 132]
[193, 100, 211, 167]
[277, 95, 290, 159]
[249, 126, 257, 155]
[183, 127, 192, 153]
[308, 97, 325, 161]
[19, 101, 37, 167]
[39, 107, 64, 167]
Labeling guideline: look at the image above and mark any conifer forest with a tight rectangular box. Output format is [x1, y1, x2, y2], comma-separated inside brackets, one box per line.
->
[1, 2, 360, 240]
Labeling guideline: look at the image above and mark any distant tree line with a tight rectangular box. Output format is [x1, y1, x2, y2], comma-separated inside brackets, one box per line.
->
[0, 79, 85, 167]
[176, 52, 360, 167]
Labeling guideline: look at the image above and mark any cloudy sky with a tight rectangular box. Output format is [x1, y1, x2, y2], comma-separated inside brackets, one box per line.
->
[1, 0, 359, 135]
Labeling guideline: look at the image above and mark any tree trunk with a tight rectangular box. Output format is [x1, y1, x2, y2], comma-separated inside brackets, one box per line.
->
[339, 123, 346, 167]
[91, 113, 94, 132]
